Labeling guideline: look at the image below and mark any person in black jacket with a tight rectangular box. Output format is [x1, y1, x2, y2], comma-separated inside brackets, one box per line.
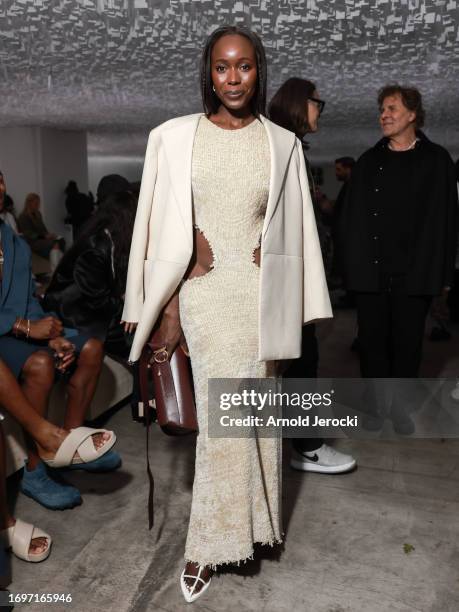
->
[44, 191, 137, 358]
[341, 84, 458, 431]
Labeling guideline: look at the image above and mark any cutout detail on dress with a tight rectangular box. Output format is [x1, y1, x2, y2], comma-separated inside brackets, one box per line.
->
[185, 226, 215, 280]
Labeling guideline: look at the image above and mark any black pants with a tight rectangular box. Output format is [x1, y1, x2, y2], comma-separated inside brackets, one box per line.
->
[447, 269, 459, 322]
[284, 324, 323, 453]
[355, 290, 431, 378]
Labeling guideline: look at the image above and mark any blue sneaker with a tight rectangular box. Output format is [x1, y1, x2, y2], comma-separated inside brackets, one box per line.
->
[20, 461, 82, 510]
[63, 449, 122, 473]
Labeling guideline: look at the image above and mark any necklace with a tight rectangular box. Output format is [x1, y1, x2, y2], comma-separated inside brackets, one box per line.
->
[388, 138, 418, 152]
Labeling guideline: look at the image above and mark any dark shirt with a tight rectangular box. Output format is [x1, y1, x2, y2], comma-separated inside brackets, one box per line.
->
[379, 145, 417, 285]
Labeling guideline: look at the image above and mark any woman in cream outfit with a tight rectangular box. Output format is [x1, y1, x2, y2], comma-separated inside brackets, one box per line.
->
[122, 25, 332, 602]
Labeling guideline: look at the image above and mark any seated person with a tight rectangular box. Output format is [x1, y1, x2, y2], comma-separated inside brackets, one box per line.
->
[0, 218, 120, 511]
[0, 172, 18, 234]
[17, 193, 65, 271]
[44, 191, 137, 359]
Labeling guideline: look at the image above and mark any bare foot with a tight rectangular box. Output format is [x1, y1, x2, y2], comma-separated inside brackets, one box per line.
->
[3, 518, 48, 556]
[183, 562, 213, 596]
[35, 424, 111, 463]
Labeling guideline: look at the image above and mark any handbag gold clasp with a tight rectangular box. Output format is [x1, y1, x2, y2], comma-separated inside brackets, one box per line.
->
[153, 346, 169, 363]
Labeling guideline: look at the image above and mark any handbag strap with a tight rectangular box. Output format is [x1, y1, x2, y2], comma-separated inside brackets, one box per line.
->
[145, 378, 154, 531]
[139, 348, 154, 530]
[139, 321, 173, 529]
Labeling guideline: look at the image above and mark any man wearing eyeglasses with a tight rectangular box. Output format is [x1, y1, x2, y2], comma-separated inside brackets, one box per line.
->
[341, 84, 458, 432]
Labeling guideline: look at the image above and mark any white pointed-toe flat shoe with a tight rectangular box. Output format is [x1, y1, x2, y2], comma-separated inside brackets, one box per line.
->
[180, 565, 212, 603]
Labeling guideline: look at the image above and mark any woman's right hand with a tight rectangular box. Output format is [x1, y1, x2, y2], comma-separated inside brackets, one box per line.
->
[29, 316, 63, 340]
[122, 321, 138, 334]
[156, 311, 183, 358]
[151, 291, 183, 361]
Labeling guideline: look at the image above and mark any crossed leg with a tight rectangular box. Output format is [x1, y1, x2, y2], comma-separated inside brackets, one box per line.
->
[33, 339, 109, 462]
[0, 344, 108, 467]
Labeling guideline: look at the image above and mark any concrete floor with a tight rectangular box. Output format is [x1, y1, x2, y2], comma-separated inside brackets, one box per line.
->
[6, 308, 459, 612]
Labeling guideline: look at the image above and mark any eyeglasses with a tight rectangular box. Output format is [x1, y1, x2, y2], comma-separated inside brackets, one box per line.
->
[308, 97, 325, 115]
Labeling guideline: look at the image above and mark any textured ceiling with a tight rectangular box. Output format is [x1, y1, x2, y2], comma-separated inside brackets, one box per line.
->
[1, 0, 458, 160]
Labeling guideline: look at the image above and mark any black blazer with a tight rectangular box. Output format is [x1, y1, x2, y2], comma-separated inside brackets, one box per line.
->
[341, 132, 458, 295]
[43, 229, 122, 341]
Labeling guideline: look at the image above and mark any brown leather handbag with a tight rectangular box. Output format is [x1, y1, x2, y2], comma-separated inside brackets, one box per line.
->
[138, 325, 197, 528]
[138, 327, 197, 435]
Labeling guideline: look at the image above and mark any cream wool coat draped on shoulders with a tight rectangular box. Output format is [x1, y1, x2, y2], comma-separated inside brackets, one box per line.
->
[122, 113, 332, 363]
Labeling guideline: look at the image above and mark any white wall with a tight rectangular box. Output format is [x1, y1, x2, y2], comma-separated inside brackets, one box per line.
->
[39, 128, 88, 238]
[0, 127, 43, 215]
[0, 127, 88, 243]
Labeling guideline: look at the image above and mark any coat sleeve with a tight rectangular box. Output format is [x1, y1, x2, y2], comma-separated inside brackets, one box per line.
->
[0, 307, 17, 336]
[122, 128, 160, 322]
[0, 233, 44, 335]
[295, 139, 333, 323]
[25, 256, 46, 321]
[6, 212, 18, 234]
[443, 152, 458, 288]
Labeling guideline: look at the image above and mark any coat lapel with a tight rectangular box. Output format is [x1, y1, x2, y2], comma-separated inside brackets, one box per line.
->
[161, 114, 202, 245]
[159, 113, 295, 243]
[0, 223, 14, 305]
[260, 115, 296, 238]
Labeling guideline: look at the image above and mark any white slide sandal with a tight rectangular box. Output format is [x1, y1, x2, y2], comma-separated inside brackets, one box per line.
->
[2, 518, 52, 563]
[42, 426, 116, 468]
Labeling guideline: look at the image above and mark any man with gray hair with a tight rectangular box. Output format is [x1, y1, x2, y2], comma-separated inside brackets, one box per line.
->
[341, 84, 458, 431]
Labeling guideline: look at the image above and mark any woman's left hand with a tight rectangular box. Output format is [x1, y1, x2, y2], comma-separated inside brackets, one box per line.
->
[48, 337, 76, 372]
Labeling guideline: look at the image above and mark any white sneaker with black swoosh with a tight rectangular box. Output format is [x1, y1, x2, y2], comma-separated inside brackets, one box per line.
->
[290, 444, 356, 474]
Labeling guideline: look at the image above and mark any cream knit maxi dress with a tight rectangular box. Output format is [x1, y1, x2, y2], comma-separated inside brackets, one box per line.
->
[179, 116, 282, 569]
